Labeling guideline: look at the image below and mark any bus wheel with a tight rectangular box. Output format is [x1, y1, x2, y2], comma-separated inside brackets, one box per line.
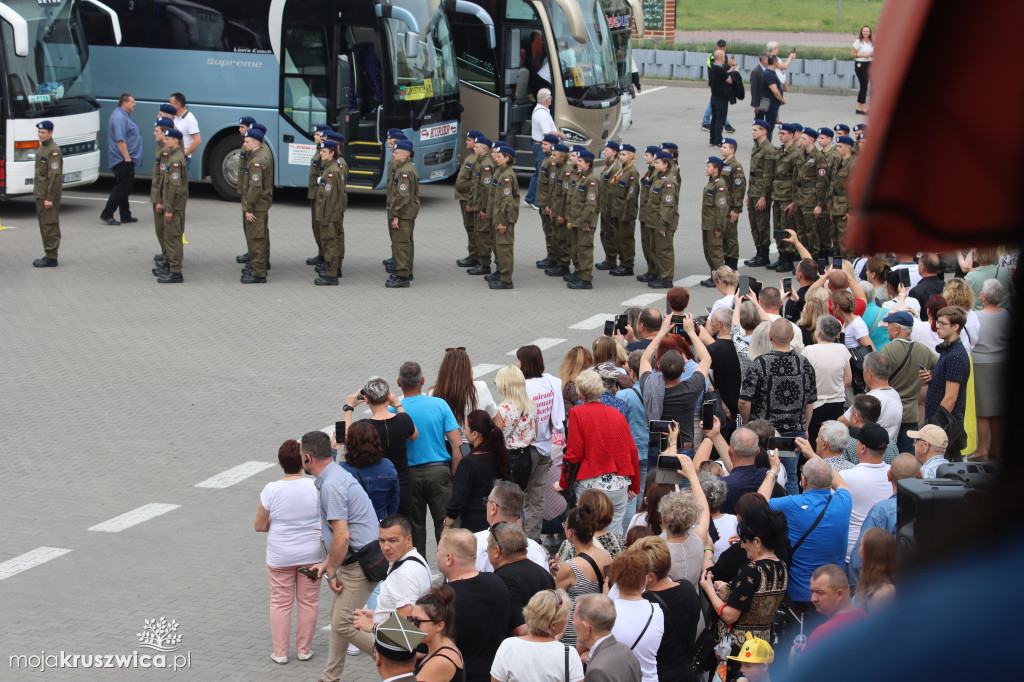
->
[209, 135, 243, 201]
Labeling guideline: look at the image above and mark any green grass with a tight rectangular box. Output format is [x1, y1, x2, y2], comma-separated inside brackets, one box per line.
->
[674, 0, 885, 33]
[632, 40, 855, 61]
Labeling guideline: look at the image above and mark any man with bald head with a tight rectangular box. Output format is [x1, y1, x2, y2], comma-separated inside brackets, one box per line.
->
[720, 427, 770, 514]
[437, 529, 512, 680]
[708, 49, 736, 147]
[847, 452, 920, 588]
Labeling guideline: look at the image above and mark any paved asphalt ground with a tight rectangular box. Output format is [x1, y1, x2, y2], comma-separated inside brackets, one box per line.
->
[0, 83, 854, 680]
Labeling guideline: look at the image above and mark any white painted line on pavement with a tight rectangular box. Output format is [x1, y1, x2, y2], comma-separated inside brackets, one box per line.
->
[0, 547, 72, 581]
[88, 503, 180, 532]
[62, 194, 149, 204]
[674, 274, 707, 287]
[621, 293, 664, 307]
[472, 363, 504, 378]
[636, 86, 667, 97]
[569, 314, 616, 331]
[507, 338, 566, 355]
[195, 461, 276, 489]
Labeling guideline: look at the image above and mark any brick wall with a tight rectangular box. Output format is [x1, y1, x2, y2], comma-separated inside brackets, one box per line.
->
[634, 0, 675, 44]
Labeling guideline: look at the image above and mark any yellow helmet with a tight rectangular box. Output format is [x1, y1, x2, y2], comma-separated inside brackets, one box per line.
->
[727, 632, 775, 664]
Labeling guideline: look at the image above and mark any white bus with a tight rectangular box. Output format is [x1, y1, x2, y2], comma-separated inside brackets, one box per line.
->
[0, 0, 120, 199]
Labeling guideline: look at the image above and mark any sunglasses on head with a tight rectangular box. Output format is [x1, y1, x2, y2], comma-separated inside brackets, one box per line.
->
[445, 346, 466, 353]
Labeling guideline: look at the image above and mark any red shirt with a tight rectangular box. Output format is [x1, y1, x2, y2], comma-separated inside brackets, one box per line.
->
[827, 297, 866, 316]
[804, 608, 869, 651]
[560, 402, 640, 494]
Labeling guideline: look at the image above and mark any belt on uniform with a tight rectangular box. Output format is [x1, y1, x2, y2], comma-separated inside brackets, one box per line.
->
[411, 461, 448, 468]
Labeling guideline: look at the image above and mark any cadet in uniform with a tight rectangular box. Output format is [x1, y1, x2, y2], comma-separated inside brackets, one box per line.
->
[647, 150, 679, 289]
[234, 116, 256, 265]
[154, 128, 187, 283]
[636, 145, 660, 282]
[386, 139, 419, 288]
[240, 128, 273, 283]
[487, 143, 519, 290]
[661, 142, 681, 183]
[562, 147, 585, 281]
[454, 129, 482, 268]
[595, 140, 621, 271]
[534, 133, 559, 269]
[830, 135, 856, 258]
[306, 124, 333, 267]
[383, 129, 406, 274]
[150, 117, 172, 275]
[565, 149, 599, 290]
[788, 126, 828, 259]
[769, 122, 802, 272]
[543, 143, 572, 277]
[608, 143, 640, 276]
[312, 138, 345, 285]
[32, 120, 62, 267]
[743, 119, 777, 268]
[816, 127, 839, 257]
[700, 156, 729, 286]
[467, 134, 496, 276]
[719, 137, 746, 270]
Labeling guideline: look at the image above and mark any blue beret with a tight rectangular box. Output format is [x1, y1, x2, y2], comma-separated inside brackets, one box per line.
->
[834, 123, 850, 133]
[621, 143, 635, 153]
[252, 123, 267, 133]
[36, 120, 54, 131]
[542, 133, 560, 144]
[155, 117, 175, 129]
[644, 145, 660, 155]
[321, 140, 338, 151]
[473, 134, 491, 147]
[853, 123, 867, 132]
[801, 126, 818, 138]
[883, 311, 914, 327]
[239, 116, 257, 127]
[654, 150, 672, 160]
[707, 156, 724, 166]
[781, 123, 800, 134]
[245, 128, 264, 142]
[551, 143, 569, 153]
[817, 127, 834, 138]
[605, 140, 621, 152]
[387, 128, 404, 138]
[394, 139, 414, 152]
[753, 119, 771, 131]
[571, 145, 587, 153]
[466, 129, 482, 139]
[660, 142, 678, 150]
[159, 103, 177, 115]
[390, 132, 408, 141]
[722, 137, 737, 148]
[837, 135, 855, 147]
[164, 128, 183, 140]
[326, 132, 345, 143]
[313, 124, 333, 134]
[577, 149, 595, 160]
[496, 144, 516, 156]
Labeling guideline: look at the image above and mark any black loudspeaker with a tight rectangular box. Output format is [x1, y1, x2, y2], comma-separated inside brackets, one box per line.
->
[896, 462, 999, 568]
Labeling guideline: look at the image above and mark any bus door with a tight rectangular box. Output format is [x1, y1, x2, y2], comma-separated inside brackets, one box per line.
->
[337, 24, 387, 190]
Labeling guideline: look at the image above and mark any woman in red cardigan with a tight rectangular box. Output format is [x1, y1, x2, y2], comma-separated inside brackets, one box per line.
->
[555, 368, 640, 531]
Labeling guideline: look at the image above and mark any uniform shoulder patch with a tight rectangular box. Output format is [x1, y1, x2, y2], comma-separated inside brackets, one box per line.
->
[665, 195, 673, 203]
[818, 168, 827, 176]
[588, 192, 596, 200]
[735, 178, 743, 185]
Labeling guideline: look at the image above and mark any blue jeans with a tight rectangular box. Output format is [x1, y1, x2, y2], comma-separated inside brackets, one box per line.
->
[779, 431, 805, 496]
[622, 456, 649, 533]
[703, 101, 731, 128]
[896, 422, 916, 454]
[575, 483, 629, 535]
[524, 141, 544, 204]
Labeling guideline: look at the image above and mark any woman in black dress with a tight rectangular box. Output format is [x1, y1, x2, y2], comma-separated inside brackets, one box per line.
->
[444, 410, 509, 532]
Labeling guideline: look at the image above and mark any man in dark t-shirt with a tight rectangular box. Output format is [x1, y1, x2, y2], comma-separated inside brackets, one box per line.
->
[489, 524, 555, 634]
[705, 307, 741, 436]
[923, 306, 971, 460]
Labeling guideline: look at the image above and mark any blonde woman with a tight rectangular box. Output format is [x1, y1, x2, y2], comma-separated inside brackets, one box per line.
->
[797, 297, 829, 347]
[490, 589, 584, 682]
[494, 365, 539, 491]
[558, 346, 594, 414]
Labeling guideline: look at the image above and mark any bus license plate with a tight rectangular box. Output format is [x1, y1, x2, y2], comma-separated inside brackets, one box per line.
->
[431, 169, 444, 179]
[62, 171, 82, 184]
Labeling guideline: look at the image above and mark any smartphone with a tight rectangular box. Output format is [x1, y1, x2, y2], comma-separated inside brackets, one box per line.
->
[604, 319, 615, 336]
[701, 402, 715, 431]
[615, 314, 628, 334]
[653, 457, 691, 488]
[297, 567, 319, 580]
[458, 443, 472, 457]
[705, 306, 713, 315]
[773, 229, 788, 240]
[749, 278, 763, 297]
[919, 364, 927, 371]
[782, 277, 792, 294]
[649, 420, 673, 434]
[838, 332, 846, 345]
[768, 436, 797, 451]
[832, 256, 843, 270]
[898, 268, 912, 288]
[738, 275, 750, 297]
[817, 258, 827, 275]
[671, 314, 686, 335]
[358, 388, 365, 401]
[335, 421, 346, 443]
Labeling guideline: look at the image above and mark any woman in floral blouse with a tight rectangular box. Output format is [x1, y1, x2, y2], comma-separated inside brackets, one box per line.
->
[495, 365, 538, 492]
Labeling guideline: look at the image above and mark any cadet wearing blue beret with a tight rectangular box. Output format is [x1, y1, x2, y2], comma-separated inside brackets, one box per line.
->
[32, 120, 62, 267]
[596, 140, 623, 272]
[829, 132, 857, 258]
[455, 130, 484, 269]
[718, 139, 746, 270]
[698, 155, 728, 287]
[744, 116, 778, 268]
[386, 138, 419, 288]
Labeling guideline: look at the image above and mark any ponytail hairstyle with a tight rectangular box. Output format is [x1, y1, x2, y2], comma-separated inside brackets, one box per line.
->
[465, 409, 509, 480]
[566, 502, 599, 544]
[736, 503, 789, 551]
[416, 584, 457, 640]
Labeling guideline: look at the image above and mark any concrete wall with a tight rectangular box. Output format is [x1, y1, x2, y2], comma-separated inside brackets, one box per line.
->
[633, 49, 857, 89]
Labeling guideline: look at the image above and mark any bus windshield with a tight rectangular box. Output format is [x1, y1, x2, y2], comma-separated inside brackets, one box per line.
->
[2, 0, 93, 116]
[386, 0, 458, 102]
[547, 0, 617, 105]
[603, 0, 632, 91]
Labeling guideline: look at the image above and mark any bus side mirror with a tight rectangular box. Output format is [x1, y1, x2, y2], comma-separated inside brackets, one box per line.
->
[406, 31, 420, 59]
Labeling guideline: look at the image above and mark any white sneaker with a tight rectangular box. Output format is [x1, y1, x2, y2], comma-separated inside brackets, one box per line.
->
[271, 654, 288, 664]
[347, 643, 361, 656]
[297, 651, 314, 661]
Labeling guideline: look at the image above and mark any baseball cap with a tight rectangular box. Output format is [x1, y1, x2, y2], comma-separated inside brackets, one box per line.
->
[907, 424, 948, 450]
[849, 422, 889, 451]
[883, 311, 914, 327]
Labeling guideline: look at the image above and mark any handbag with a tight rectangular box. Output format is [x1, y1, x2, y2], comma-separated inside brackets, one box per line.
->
[692, 594, 723, 672]
[848, 344, 873, 395]
[351, 540, 389, 582]
[759, 96, 771, 111]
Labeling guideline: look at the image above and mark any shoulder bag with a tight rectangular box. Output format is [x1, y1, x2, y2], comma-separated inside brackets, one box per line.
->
[888, 341, 916, 381]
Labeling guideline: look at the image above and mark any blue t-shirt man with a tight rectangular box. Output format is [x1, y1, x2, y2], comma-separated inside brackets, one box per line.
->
[107, 105, 143, 169]
[770, 488, 853, 602]
[396, 394, 459, 466]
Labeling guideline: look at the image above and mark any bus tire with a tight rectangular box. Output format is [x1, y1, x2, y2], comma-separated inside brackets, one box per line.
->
[209, 135, 243, 201]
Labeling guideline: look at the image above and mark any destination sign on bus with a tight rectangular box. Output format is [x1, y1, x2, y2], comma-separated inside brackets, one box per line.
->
[420, 122, 458, 141]
[606, 12, 631, 29]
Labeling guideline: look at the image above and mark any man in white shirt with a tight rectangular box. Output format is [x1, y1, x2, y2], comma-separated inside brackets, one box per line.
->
[891, 254, 923, 289]
[759, 286, 804, 352]
[909, 424, 949, 478]
[841, 423, 892, 563]
[840, 352, 902, 440]
[170, 92, 201, 173]
[525, 88, 559, 208]
[352, 515, 432, 631]
[474, 480, 549, 572]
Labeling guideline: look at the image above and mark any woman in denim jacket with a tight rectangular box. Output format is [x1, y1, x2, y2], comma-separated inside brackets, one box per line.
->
[339, 421, 400, 521]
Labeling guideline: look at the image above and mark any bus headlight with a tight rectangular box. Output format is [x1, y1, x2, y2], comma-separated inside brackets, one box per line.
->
[14, 141, 40, 162]
[561, 128, 589, 145]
